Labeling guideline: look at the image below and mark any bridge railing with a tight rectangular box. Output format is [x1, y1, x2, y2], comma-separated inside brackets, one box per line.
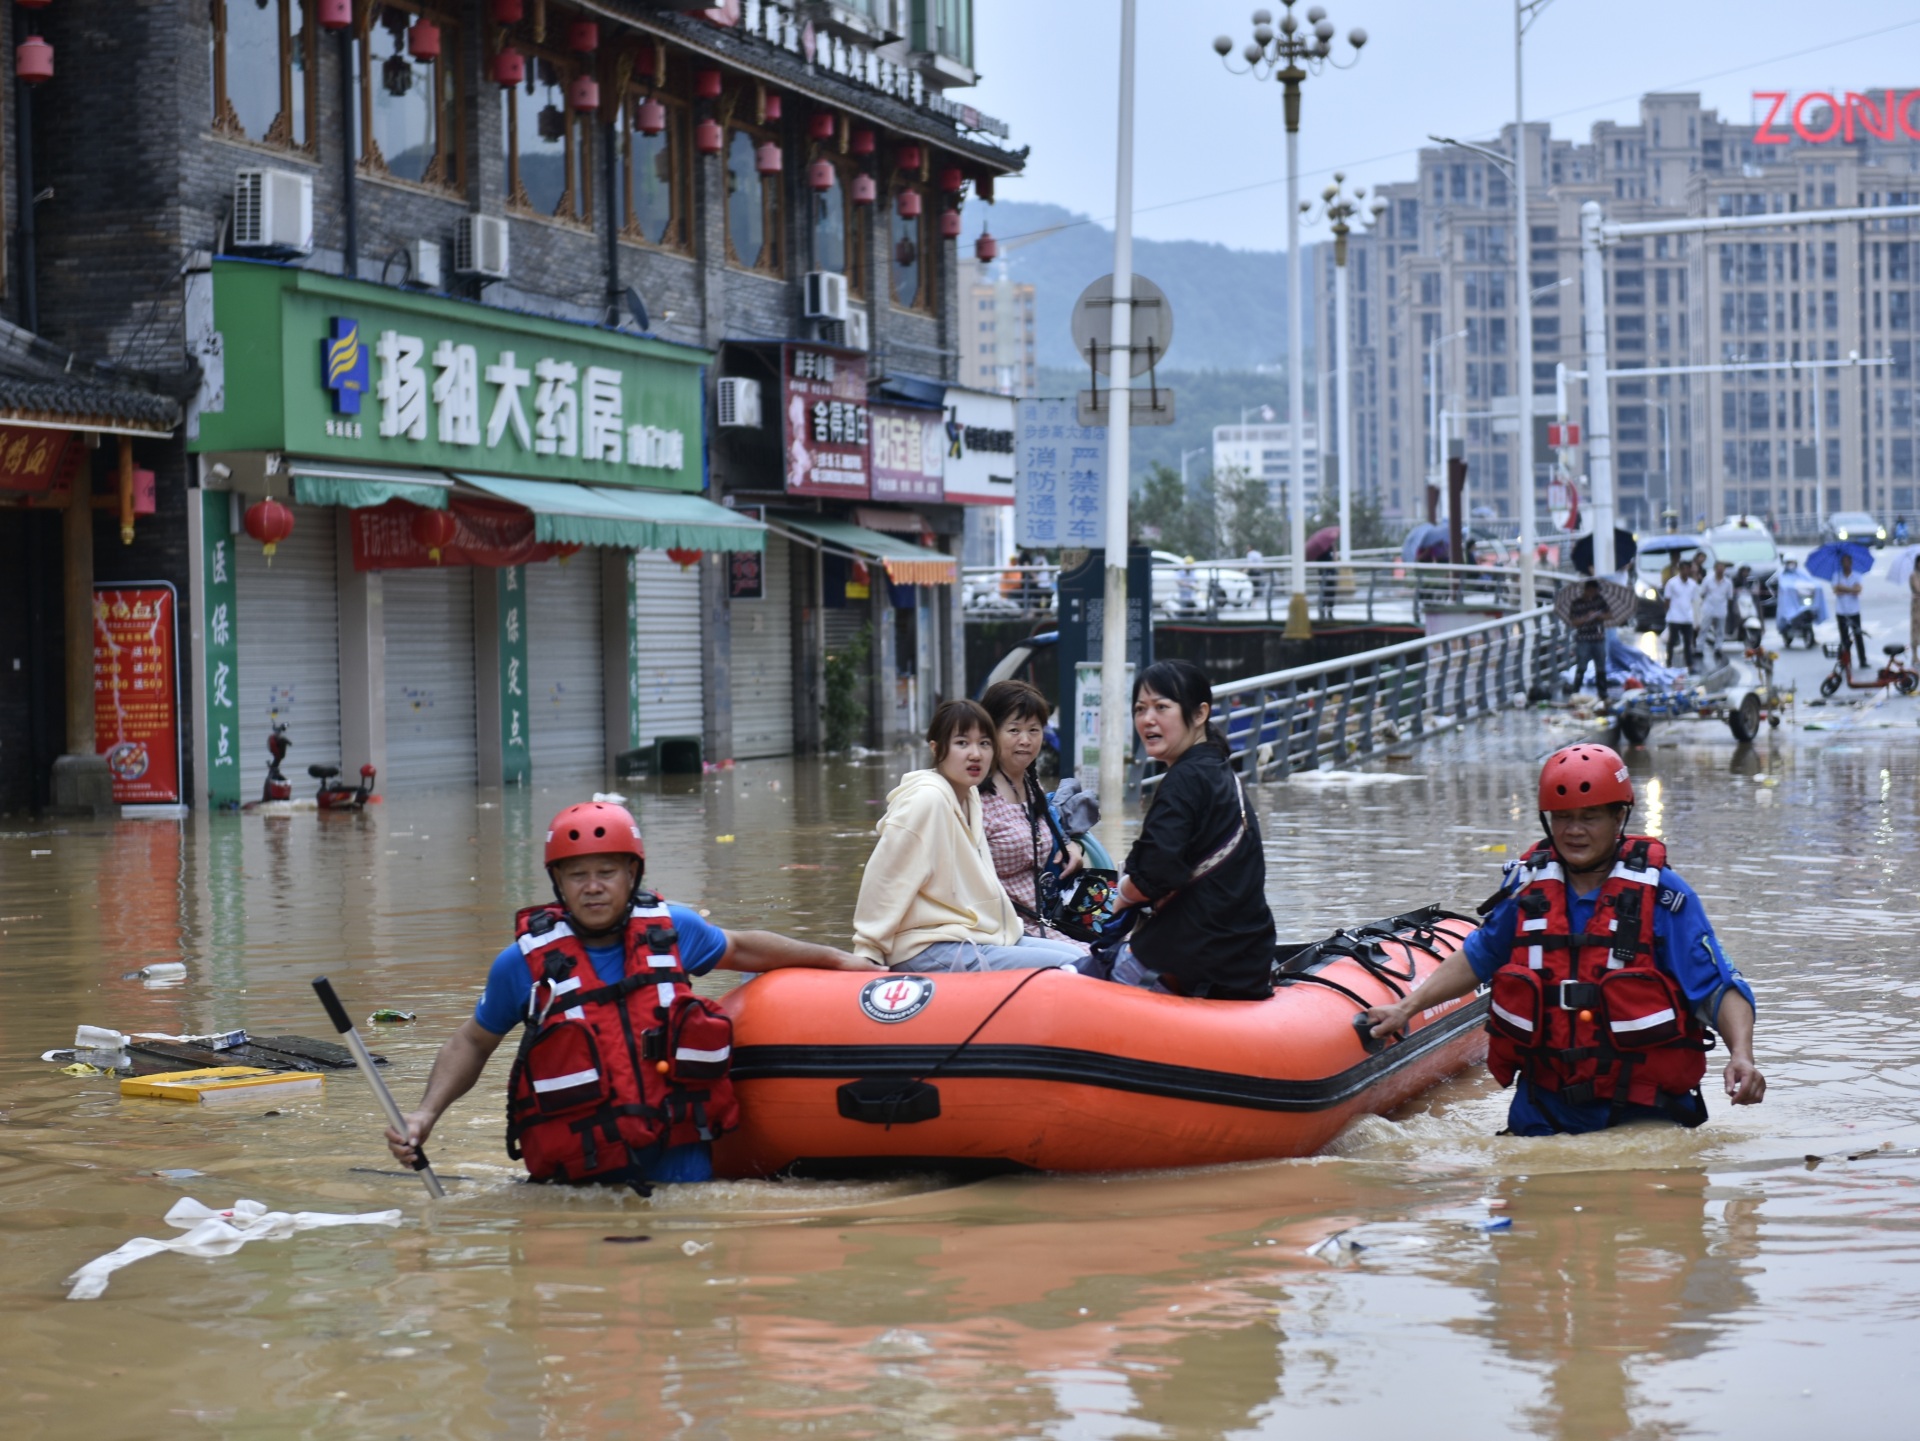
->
[1140, 604, 1574, 792]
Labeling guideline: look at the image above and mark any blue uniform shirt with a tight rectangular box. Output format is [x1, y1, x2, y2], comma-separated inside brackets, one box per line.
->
[1464, 864, 1756, 1135]
[474, 905, 729, 1182]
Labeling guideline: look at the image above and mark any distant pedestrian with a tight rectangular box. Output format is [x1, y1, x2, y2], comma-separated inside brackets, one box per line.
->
[1833, 551, 1867, 670]
[1567, 578, 1613, 704]
[1700, 560, 1735, 655]
[1663, 564, 1702, 670]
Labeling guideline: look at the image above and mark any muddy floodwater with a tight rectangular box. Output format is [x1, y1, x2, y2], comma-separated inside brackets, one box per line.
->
[4, 710, 1920, 1438]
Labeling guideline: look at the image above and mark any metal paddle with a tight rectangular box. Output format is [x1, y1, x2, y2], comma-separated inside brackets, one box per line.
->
[312, 977, 446, 1200]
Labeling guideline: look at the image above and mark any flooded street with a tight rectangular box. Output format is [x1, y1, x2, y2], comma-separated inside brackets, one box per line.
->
[5, 708, 1920, 1439]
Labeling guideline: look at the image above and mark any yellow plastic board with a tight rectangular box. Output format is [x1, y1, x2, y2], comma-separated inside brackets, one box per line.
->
[119, 1066, 325, 1104]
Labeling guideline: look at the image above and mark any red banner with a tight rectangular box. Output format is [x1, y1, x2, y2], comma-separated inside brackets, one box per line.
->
[0, 425, 81, 498]
[351, 497, 567, 571]
[93, 583, 181, 804]
[783, 344, 870, 498]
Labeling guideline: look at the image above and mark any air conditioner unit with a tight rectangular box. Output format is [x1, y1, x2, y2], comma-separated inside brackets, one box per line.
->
[803, 270, 850, 323]
[407, 238, 442, 289]
[232, 169, 313, 254]
[716, 377, 763, 429]
[844, 309, 871, 353]
[455, 214, 510, 280]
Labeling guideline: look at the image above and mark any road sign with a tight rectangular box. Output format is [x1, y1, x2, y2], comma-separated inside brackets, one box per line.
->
[1076, 387, 1176, 428]
[1070, 273, 1174, 377]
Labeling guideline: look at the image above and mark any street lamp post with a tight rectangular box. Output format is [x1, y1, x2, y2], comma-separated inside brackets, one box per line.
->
[1304, 175, 1385, 566]
[1214, 5, 1368, 640]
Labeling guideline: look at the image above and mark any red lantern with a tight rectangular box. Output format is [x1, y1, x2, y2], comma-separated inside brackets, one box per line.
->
[755, 141, 782, 176]
[14, 35, 53, 85]
[850, 173, 876, 206]
[552, 543, 583, 565]
[808, 158, 835, 192]
[976, 174, 994, 204]
[895, 143, 922, 171]
[937, 166, 964, 193]
[666, 547, 704, 571]
[850, 127, 875, 156]
[808, 111, 836, 141]
[695, 118, 723, 155]
[974, 229, 999, 263]
[410, 507, 460, 565]
[244, 499, 295, 564]
[408, 19, 442, 60]
[896, 189, 922, 219]
[568, 19, 598, 52]
[493, 46, 525, 87]
[694, 68, 722, 99]
[569, 73, 600, 112]
[317, 0, 352, 30]
[635, 97, 667, 136]
[939, 209, 962, 240]
[491, 0, 525, 21]
[763, 93, 782, 121]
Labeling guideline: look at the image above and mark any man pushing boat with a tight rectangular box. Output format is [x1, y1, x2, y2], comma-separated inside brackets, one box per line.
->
[1364, 745, 1765, 1135]
[385, 801, 876, 1190]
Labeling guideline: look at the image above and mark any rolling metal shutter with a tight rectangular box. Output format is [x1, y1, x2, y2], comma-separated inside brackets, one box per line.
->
[382, 567, 478, 790]
[730, 535, 793, 758]
[631, 551, 704, 746]
[525, 553, 607, 775]
[236, 508, 341, 788]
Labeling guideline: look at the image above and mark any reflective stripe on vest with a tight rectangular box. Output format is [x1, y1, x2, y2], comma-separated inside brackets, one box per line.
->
[1491, 1000, 1535, 1034]
[1610, 1007, 1678, 1035]
[675, 1044, 731, 1065]
[532, 1067, 600, 1093]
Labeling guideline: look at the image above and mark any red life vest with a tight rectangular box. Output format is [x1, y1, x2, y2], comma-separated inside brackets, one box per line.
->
[505, 894, 740, 1186]
[1484, 836, 1709, 1111]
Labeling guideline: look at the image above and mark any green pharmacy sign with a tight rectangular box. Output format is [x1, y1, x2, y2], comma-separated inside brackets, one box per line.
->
[194, 262, 709, 491]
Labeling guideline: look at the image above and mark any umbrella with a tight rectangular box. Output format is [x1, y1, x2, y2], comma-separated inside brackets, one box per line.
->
[1553, 577, 1636, 628]
[1804, 541, 1874, 581]
[1400, 523, 1448, 563]
[1569, 528, 1638, 576]
[1305, 526, 1340, 561]
[1885, 544, 1919, 589]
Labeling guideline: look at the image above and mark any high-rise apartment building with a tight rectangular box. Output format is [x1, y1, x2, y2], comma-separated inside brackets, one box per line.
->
[1330, 90, 1920, 535]
[1211, 422, 1321, 512]
[957, 256, 1038, 396]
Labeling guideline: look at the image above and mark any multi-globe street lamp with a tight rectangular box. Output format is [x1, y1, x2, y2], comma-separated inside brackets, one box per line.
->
[1213, 5, 1368, 639]
[1302, 173, 1386, 565]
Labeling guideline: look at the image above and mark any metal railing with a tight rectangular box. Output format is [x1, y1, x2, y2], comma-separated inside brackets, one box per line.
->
[1140, 605, 1575, 791]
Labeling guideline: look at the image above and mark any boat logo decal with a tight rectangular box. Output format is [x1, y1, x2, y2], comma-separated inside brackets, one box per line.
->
[860, 976, 935, 1024]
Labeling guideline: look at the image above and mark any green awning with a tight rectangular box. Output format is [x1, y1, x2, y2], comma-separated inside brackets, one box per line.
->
[290, 462, 450, 510]
[769, 514, 956, 585]
[455, 474, 765, 552]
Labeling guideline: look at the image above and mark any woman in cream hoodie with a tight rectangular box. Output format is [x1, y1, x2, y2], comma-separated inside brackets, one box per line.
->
[853, 700, 1089, 973]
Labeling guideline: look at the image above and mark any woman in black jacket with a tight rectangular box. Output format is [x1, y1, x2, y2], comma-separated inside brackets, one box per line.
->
[1109, 660, 1275, 999]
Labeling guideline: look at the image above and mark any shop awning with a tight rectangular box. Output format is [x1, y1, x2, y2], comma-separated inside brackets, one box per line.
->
[769, 514, 956, 586]
[290, 461, 451, 510]
[455, 475, 765, 553]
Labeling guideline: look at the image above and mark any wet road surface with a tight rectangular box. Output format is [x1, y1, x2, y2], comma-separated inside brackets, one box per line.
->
[3, 704, 1919, 1438]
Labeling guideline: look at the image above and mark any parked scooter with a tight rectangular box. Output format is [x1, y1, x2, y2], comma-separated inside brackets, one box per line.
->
[1819, 643, 1918, 698]
[261, 722, 293, 803]
[309, 763, 378, 811]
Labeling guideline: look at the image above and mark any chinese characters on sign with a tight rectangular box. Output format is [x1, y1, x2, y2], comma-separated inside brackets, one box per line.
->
[1015, 398, 1107, 549]
[94, 583, 182, 805]
[869, 405, 946, 503]
[496, 565, 530, 784]
[0, 424, 78, 497]
[728, 551, 765, 601]
[199, 493, 242, 807]
[783, 344, 870, 498]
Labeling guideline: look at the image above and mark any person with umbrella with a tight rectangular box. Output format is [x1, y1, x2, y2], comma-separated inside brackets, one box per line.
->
[1805, 541, 1874, 668]
[1556, 577, 1631, 704]
[1307, 526, 1339, 619]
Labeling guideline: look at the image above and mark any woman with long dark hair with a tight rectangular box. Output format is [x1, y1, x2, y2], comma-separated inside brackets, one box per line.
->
[979, 680, 1086, 948]
[1108, 660, 1275, 999]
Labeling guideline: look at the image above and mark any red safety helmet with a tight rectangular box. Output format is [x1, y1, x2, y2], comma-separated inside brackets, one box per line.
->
[1537, 744, 1635, 812]
[544, 801, 645, 869]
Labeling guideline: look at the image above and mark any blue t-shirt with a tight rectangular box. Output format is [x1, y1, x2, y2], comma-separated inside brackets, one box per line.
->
[1465, 865, 1756, 1135]
[475, 905, 729, 1183]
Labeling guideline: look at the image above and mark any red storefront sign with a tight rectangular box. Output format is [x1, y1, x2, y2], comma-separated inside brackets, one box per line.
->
[783, 343, 870, 498]
[93, 583, 182, 804]
[0, 425, 82, 499]
[869, 404, 945, 502]
[350, 497, 568, 570]
[1753, 90, 1920, 145]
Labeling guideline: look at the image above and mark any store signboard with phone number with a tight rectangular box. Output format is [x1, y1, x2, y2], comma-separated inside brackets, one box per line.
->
[93, 583, 182, 804]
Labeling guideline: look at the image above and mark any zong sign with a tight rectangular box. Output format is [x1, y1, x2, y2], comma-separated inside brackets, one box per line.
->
[1752, 90, 1920, 146]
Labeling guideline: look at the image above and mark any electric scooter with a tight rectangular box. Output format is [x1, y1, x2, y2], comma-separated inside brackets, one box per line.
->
[261, 722, 293, 803]
[1777, 588, 1819, 649]
[1819, 643, 1918, 698]
[309, 763, 378, 811]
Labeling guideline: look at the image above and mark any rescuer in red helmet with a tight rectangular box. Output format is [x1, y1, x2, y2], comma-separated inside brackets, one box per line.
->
[1364, 745, 1765, 1135]
[387, 800, 877, 1188]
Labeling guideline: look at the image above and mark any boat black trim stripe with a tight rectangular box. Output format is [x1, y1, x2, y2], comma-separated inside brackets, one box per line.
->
[732, 994, 1489, 1114]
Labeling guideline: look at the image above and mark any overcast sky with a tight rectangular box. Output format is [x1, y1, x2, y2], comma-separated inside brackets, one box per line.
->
[967, 0, 1920, 250]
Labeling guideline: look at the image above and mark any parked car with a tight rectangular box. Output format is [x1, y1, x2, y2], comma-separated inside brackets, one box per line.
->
[1704, 518, 1781, 618]
[1821, 510, 1887, 547]
[1631, 534, 1714, 632]
[1150, 551, 1255, 614]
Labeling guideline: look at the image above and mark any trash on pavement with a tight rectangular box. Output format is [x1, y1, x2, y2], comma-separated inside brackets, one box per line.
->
[65, 1197, 403, 1300]
[59, 1063, 104, 1077]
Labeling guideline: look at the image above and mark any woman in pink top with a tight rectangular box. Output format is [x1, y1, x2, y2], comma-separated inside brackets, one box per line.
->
[979, 680, 1087, 948]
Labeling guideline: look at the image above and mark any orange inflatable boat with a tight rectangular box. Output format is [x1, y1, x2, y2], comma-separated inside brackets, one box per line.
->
[714, 906, 1488, 1177]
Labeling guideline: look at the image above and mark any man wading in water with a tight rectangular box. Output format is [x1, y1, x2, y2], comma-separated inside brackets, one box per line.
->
[386, 801, 875, 1188]
[1364, 745, 1765, 1135]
